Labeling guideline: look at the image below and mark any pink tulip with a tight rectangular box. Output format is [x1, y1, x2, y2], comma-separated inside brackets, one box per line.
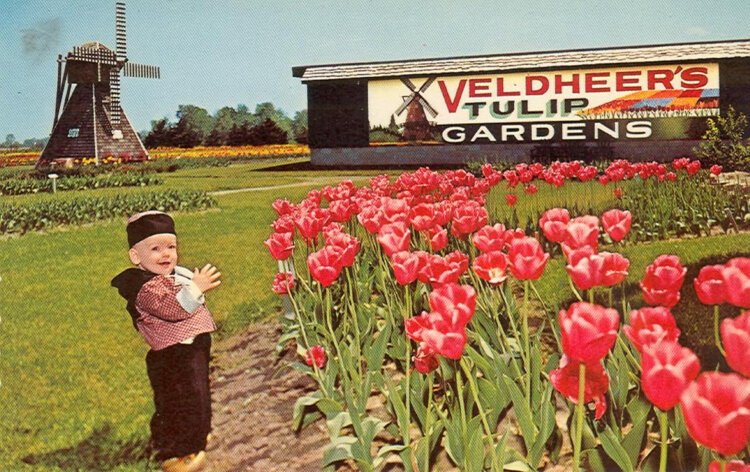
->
[641, 340, 700, 410]
[694, 264, 727, 305]
[721, 311, 750, 378]
[624, 306, 681, 353]
[508, 237, 550, 281]
[559, 302, 620, 363]
[539, 208, 570, 243]
[377, 222, 411, 257]
[601, 209, 632, 242]
[723, 257, 750, 308]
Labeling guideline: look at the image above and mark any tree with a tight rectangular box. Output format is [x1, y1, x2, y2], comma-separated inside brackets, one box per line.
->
[247, 119, 288, 145]
[4, 134, 17, 148]
[254, 102, 292, 141]
[694, 105, 750, 170]
[174, 105, 213, 146]
[291, 110, 308, 144]
[143, 118, 173, 148]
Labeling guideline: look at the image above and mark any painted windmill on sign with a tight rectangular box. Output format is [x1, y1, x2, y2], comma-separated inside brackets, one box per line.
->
[37, 2, 160, 167]
[394, 77, 438, 141]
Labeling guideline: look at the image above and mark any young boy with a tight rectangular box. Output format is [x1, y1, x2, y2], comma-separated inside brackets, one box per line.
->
[111, 211, 221, 472]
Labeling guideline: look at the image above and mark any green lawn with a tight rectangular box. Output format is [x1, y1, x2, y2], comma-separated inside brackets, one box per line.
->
[1, 162, 747, 470]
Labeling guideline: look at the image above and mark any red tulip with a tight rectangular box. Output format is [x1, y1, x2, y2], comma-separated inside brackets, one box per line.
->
[272, 214, 296, 234]
[601, 209, 632, 242]
[562, 220, 599, 256]
[559, 302, 620, 363]
[410, 203, 436, 231]
[539, 208, 570, 243]
[390, 251, 421, 286]
[623, 306, 681, 352]
[307, 246, 343, 287]
[377, 222, 411, 257]
[550, 356, 609, 420]
[413, 344, 439, 374]
[450, 200, 488, 238]
[640, 255, 686, 308]
[472, 223, 507, 253]
[613, 187, 624, 199]
[473, 251, 509, 286]
[694, 264, 727, 305]
[428, 283, 476, 330]
[524, 184, 538, 194]
[641, 340, 700, 410]
[680, 372, 750, 456]
[325, 232, 360, 267]
[444, 250, 469, 274]
[600, 252, 630, 287]
[328, 199, 356, 223]
[405, 311, 469, 360]
[357, 204, 382, 234]
[721, 311, 750, 378]
[505, 194, 518, 206]
[305, 345, 327, 368]
[272, 272, 295, 295]
[710, 165, 723, 176]
[427, 225, 448, 252]
[708, 461, 750, 472]
[265, 232, 294, 260]
[381, 198, 410, 225]
[566, 250, 606, 291]
[272, 198, 295, 216]
[723, 257, 750, 309]
[508, 237, 550, 281]
[418, 254, 463, 287]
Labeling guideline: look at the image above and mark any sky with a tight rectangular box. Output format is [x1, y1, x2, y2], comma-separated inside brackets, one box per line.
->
[1, 0, 749, 141]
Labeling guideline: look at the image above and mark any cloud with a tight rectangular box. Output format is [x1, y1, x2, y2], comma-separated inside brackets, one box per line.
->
[21, 18, 62, 63]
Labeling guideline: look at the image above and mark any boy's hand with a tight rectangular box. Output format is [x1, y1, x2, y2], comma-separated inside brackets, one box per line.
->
[193, 264, 222, 293]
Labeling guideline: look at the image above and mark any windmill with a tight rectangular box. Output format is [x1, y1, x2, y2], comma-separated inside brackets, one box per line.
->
[37, 2, 160, 167]
[394, 78, 438, 142]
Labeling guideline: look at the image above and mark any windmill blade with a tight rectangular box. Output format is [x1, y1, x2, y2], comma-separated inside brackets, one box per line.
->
[418, 96, 439, 118]
[394, 93, 416, 116]
[115, 1, 127, 61]
[123, 62, 160, 79]
[110, 67, 122, 126]
[418, 77, 436, 93]
[400, 77, 417, 92]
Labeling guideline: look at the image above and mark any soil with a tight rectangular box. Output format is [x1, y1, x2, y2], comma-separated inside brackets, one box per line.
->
[205, 321, 574, 472]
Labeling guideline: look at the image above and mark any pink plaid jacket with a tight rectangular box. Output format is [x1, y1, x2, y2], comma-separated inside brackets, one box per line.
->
[134, 267, 216, 351]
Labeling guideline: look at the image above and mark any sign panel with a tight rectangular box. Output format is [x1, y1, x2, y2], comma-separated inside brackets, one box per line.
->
[368, 63, 719, 144]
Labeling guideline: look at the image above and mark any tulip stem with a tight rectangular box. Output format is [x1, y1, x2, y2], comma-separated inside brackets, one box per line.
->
[455, 362, 468, 437]
[288, 284, 330, 398]
[713, 305, 726, 357]
[460, 358, 499, 472]
[657, 409, 669, 472]
[522, 280, 531, 403]
[424, 373, 433, 472]
[573, 362, 586, 472]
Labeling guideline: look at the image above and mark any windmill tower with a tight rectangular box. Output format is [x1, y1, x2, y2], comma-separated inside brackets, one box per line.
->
[37, 2, 160, 167]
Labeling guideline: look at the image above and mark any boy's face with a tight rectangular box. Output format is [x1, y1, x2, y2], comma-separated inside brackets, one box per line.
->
[128, 233, 178, 275]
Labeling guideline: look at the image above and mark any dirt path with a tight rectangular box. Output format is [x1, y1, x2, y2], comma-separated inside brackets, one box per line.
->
[206, 322, 329, 472]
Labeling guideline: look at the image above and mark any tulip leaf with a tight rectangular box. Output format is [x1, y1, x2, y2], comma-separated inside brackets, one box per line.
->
[437, 405, 464, 466]
[292, 392, 322, 431]
[383, 372, 412, 443]
[528, 385, 555, 468]
[477, 377, 507, 427]
[364, 322, 391, 372]
[599, 426, 634, 472]
[326, 411, 352, 440]
[322, 436, 356, 466]
[464, 416, 485, 472]
[502, 375, 537, 451]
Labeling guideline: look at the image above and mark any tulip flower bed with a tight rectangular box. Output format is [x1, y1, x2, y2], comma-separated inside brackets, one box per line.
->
[266, 161, 750, 471]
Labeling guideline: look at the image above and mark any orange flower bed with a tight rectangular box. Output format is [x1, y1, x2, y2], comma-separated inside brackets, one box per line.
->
[0, 144, 310, 167]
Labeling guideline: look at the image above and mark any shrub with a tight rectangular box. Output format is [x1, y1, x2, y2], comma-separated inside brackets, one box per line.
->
[694, 105, 750, 170]
[0, 190, 216, 235]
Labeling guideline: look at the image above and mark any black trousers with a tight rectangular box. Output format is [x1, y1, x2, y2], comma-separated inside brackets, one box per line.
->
[145, 332, 212, 461]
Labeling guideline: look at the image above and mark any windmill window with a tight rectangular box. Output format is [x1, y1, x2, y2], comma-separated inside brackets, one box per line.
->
[67, 128, 80, 138]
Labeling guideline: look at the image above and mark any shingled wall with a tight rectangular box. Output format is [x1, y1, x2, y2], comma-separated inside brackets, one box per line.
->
[39, 83, 147, 164]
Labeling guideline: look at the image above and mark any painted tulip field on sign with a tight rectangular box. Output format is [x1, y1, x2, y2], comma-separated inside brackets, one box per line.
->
[265, 160, 750, 471]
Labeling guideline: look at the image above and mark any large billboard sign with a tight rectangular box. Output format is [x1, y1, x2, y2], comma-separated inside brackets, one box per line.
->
[368, 63, 719, 144]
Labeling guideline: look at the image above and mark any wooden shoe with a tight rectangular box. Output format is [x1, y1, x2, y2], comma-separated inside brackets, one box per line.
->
[161, 450, 206, 472]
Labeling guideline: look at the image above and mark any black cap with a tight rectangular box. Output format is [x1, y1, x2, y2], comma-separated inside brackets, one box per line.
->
[127, 212, 176, 247]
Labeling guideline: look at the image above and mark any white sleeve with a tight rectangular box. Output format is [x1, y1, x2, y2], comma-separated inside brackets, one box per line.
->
[173, 266, 205, 313]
